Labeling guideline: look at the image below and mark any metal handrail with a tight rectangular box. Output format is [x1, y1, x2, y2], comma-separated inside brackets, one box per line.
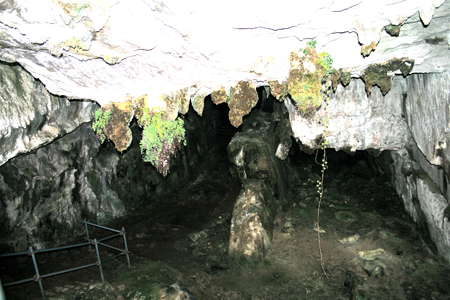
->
[0, 221, 131, 299]
[84, 220, 131, 268]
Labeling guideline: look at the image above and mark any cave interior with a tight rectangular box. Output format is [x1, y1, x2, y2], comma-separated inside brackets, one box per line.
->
[1, 79, 450, 299]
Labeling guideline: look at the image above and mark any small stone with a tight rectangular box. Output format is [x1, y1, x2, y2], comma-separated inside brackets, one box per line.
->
[313, 223, 326, 233]
[89, 283, 101, 290]
[281, 219, 295, 233]
[160, 283, 194, 300]
[358, 248, 385, 261]
[189, 230, 208, 243]
[338, 234, 360, 244]
[362, 260, 385, 277]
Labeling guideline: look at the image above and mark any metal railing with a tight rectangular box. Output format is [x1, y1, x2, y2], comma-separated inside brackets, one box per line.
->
[0, 220, 131, 299]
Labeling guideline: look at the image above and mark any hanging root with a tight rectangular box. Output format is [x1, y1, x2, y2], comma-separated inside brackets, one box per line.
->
[316, 147, 328, 278]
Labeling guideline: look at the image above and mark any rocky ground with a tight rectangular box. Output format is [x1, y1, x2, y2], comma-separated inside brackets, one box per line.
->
[3, 149, 450, 300]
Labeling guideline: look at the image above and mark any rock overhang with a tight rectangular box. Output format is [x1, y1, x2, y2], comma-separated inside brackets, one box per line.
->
[0, 0, 448, 108]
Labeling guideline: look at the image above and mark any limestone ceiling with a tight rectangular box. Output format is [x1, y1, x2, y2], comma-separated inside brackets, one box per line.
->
[0, 0, 449, 106]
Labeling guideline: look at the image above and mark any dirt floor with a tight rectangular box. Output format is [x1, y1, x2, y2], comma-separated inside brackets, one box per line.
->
[2, 150, 450, 300]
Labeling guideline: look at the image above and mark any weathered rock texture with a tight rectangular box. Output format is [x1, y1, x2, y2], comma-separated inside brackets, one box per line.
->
[0, 0, 448, 109]
[0, 62, 94, 166]
[288, 71, 450, 262]
[286, 77, 410, 152]
[0, 124, 125, 250]
[227, 104, 291, 260]
[378, 72, 450, 263]
[0, 98, 233, 250]
[0, 0, 449, 264]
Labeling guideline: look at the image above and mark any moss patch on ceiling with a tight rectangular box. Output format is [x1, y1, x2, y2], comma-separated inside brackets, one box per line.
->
[287, 43, 334, 116]
[362, 58, 414, 95]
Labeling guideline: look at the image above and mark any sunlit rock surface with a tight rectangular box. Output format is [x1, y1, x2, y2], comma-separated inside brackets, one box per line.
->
[0, 0, 448, 106]
[286, 78, 409, 152]
[0, 62, 94, 166]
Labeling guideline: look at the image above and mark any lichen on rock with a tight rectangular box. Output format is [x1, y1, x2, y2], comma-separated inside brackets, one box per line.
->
[268, 80, 287, 101]
[161, 88, 191, 121]
[102, 101, 134, 152]
[228, 81, 258, 127]
[330, 69, 352, 92]
[384, 24, 401, 37]
[191, 94, 206, 116]
[362, 58, 414, 95]
[287, 45, 334, 117]
[211, 88, 229, 105]
[361, 41, 378, 57]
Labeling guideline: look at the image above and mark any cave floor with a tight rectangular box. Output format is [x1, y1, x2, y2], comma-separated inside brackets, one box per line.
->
[4, 151, 450, 300]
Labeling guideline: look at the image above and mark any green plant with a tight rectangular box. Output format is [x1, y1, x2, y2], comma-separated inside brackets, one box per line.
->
[315, 133, 329, 278]
[92, 108, 111, 143]
[139, 108, 186, 176]
[307, 40, 317, 49]
[318, 52, 333, 74]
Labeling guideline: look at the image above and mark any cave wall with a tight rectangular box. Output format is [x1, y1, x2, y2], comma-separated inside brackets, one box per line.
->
[379, 72, 450, 263]
[286, 77, 409, 151]
[0, 124, 125, 250]
[0, 88, 231, 251]
[0, 62, 95, 166]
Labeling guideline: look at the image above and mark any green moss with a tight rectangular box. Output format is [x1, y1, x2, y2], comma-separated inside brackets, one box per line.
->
[339, 71, 351, 86]
[385, 24, 401, 37]
[362, 58, 414, 95]
[318, 52, 333, 74]
[307, 40, 317, 49]
[92, 108, 111, 143]
[139, 108, 186, 176]
[287, 43, 335, 116]
[330, 69, 352, 91]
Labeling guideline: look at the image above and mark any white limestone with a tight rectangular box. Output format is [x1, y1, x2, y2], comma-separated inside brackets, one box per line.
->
[0, 0, 448, 106]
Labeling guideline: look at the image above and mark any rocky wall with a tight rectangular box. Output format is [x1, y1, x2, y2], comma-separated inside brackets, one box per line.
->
[378, 72, 450, 263]
[286, 77, 409, 152]
[0, 95, 230, 251]
[0, 124, 125, 250]
[0, 62, 95, 167]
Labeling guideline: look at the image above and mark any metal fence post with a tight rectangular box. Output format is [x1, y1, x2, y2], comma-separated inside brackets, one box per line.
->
[0, 279, 6, 300]
[121, 227, 131, 268]
[93, 239, 105, 282]
[84, 220, 92, 251]
[29, 247, 45, 299]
